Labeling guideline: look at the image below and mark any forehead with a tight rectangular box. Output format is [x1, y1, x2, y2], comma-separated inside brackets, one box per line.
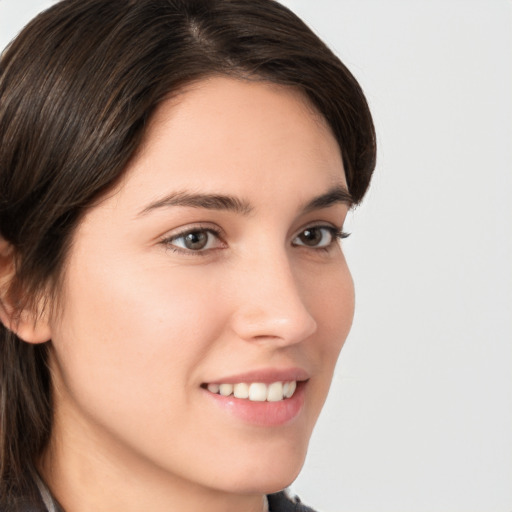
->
[104, 76, 346, 213]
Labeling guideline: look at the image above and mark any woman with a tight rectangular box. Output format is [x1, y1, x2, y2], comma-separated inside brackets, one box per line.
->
[0, 0, 376, 510]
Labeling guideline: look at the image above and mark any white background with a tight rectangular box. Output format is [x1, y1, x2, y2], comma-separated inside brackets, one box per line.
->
[1, 1, 511, 511]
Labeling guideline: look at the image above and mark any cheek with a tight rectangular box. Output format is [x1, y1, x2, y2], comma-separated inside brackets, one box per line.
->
[304, 261, 355, 403]
[328, 269, 355, 355]
[310, 260, 355, 353]
[50, 254, 227, 422]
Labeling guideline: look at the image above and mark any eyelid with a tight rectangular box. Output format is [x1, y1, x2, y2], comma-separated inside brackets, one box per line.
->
[293, 221, 349, 239]
[158, 220, 349, 255]
[291, 222, 350, 251]
[159, 223, 226, 254]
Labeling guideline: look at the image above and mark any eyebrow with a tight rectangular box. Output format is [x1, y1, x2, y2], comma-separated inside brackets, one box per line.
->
[137, 185, 352, 217]
[302, 185, 353, 212]
[138, 191, 253, 216]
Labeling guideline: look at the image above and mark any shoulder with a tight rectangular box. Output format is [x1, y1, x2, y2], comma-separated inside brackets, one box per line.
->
[267, 490, 318, 512]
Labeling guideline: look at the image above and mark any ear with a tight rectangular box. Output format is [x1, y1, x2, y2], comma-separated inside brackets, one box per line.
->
[0, 237, 52, 344]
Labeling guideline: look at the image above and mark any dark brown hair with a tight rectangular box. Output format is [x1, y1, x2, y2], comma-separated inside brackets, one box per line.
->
[0, 0, 376, 502]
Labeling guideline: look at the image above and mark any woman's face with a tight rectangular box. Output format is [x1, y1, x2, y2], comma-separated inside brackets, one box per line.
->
[46, 77, 354, 500]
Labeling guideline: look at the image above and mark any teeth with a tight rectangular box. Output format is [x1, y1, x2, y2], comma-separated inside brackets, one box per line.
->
[267, 382, 284, 402]
[233, 383, 249, 399]
[206, 381, 298, 401]
[219, 383, 233, 396]
[207, 383, 220, 394]
[284, 380, 296, 399]
[249, 383, 267, 401]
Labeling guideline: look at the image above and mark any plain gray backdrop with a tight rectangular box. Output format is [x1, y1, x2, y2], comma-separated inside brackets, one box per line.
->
[1, 1, 511, 511]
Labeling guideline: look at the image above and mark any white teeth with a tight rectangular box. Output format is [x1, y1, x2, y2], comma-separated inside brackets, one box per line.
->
[284, 380, 296, 399]
[206, 381, 298, 401]
[207, 383, 220, 394]
[233, 382, 250, 399]
[267, 382, 284, 402]
[219, 383, 233, 396]
[249, 382, 268, 401]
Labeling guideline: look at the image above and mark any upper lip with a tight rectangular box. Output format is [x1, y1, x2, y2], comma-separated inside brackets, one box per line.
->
[205, 367, 310, 385]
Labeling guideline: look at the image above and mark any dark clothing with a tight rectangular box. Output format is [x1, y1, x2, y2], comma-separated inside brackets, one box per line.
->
[268, 491, 317, 512]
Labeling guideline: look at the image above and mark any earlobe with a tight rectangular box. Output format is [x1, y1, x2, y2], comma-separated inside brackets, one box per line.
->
[0, 303, 52, 344]
[4, 308, 52, 344]
[0, 237, 52, 344]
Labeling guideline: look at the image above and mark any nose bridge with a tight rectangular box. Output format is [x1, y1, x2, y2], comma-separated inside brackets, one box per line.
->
[229, 245, 317, 345]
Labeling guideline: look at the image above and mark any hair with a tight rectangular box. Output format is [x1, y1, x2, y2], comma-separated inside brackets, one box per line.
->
[0, 0, 376, 503]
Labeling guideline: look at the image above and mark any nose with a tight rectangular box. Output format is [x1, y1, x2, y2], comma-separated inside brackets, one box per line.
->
[229, 250, 318, 346]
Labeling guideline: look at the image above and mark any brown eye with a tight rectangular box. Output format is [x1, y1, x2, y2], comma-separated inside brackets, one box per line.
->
[299, 228, 323, 246]
[182, 231, 209, 250]
[293, 226, 338, 248]
[166, 228, 222, 252]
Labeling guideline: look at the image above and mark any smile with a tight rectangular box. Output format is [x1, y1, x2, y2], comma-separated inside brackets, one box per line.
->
[206, 381, 297, 402]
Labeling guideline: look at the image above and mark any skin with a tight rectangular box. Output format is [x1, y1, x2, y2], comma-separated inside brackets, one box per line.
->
[34, 77, 355, 512]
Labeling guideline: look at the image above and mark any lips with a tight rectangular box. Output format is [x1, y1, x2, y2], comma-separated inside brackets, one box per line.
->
[201, 368, 309, 426]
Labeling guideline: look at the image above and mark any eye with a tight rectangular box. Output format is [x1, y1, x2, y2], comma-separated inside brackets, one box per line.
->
[292, 226, 347, 248]
[163, 228, 223, 253]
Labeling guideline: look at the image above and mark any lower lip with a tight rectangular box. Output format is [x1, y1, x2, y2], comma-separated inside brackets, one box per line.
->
[204, 382, 306, 427]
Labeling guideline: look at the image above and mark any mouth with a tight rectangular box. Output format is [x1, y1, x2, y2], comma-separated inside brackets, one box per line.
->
[201, 370, 309, 426]
[203, 380, 298, 402]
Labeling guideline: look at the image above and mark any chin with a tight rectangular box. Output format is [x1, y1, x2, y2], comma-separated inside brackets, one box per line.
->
[224, 467, 304, 496]
[210, 440, 308, 495]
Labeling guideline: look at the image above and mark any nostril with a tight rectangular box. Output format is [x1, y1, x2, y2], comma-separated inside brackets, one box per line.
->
[227, 262, 318, 345]
[229, 302, 317, 346]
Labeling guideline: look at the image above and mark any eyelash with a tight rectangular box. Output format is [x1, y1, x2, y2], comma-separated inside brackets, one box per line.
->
[161, 225, 225, 255]
[293, 226, 349, 251]
[161, 224, 350, 256]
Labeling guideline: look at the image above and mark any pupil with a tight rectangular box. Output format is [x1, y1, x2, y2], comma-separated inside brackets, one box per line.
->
[185, 231, 208, 250]
[301, 228, 321, 246]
